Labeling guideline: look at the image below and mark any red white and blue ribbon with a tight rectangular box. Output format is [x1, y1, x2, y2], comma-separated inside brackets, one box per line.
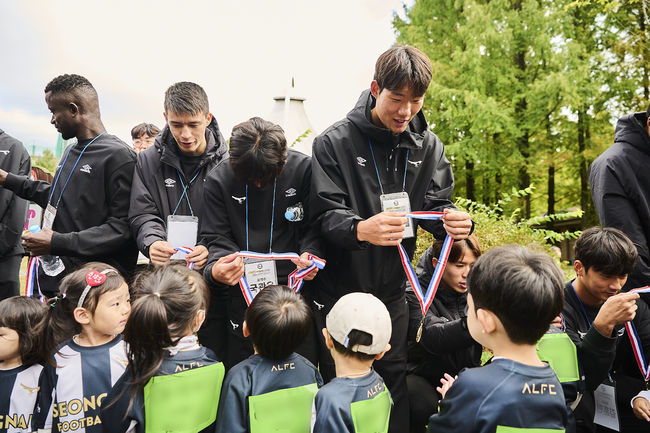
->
[625, 286, 650, 381]
[399, 211, 453, 316]
[24, 257, 45, 302]
[236, 251, 326, 305]
[174, 247, 195, 270]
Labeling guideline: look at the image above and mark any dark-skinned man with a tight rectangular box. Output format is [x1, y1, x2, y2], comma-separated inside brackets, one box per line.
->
[0, 74, 137, 296]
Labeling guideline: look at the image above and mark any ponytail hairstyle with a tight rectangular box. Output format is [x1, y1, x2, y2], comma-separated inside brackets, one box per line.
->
[123, 264, 209, 403]
[0, 296, 48, 366]
[41, 262, 125, 365]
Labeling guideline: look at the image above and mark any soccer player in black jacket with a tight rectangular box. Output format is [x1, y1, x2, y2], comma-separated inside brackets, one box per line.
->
[0, 74, 137, 296]
[310, 46, 472, 431]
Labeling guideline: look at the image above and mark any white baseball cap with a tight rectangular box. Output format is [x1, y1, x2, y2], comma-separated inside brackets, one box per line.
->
[326, 292, 392, 355]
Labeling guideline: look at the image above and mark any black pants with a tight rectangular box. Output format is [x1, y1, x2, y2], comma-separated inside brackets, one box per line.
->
[407, 374, 439, 433]
[311, 291, 410, 433]
[0, 254, 22, 300]
[197, 284, 229, 363]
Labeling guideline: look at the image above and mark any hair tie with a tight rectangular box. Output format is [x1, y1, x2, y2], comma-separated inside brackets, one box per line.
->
[49, 296, 60, 308]
[77, 269, 118, 308]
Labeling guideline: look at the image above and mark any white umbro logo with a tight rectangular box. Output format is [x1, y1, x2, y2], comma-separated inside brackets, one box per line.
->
[232, 196, 246, 204]
[408, 159, 423, 167]
[0, 150, 9, 156]
[285, 188, 296, 197]
[313, 300, 324, 310]
[80, 164, 92, 174]
[230, 320, 240, 330]
[164, 178, 176, 188]
[356, 157, 366, 167]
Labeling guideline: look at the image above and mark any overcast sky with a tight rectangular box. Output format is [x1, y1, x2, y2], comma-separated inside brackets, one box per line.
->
[0, 0, 410, 153]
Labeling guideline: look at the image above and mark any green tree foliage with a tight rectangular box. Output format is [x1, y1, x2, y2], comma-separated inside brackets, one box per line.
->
[32, 150, 59, 175]
[394, 0, 649, 226]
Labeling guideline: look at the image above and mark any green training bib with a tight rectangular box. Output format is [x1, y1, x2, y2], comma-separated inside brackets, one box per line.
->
[536, 332, 580, 384]
[248, 382, 318, 433]
[144, 362, 225, 433]
[350, 387, 392, 433]
[496, 426, 564, 433]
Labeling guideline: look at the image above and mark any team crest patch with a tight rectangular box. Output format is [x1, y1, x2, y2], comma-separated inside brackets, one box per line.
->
[356, 157, 366, 167]
[164, 178, 176, 187]
[80, 164, 92, 173]
[285, 188, 297, 197]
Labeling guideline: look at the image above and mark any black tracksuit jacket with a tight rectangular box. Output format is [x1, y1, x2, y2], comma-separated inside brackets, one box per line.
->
[310, 90, 456, 304]
[590, 112, 650, 291]
[128, 117, 227, 255]
[0, 129, 30, 257]
[3, 133, 137, 293]
[562, 281, 650, 432]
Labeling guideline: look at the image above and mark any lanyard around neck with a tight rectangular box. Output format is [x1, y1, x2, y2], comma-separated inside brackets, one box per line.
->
[245, 179, 277, 253]
[367, 138, 409, 195]
[48, 132, 105, 207]
[172, 169, 201, 216]
[571, 281, 593, 327]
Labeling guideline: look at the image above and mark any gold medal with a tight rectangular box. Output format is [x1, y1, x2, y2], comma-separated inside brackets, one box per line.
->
[416, 318, 425, 343]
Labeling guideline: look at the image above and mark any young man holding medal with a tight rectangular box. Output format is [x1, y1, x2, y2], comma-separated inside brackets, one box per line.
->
[202, 117, 322, 370]
[0, 74, 137, 296]
[562, 227, 650, 432]
[128, 81, 228, 358]
[310, 46, 472, 431]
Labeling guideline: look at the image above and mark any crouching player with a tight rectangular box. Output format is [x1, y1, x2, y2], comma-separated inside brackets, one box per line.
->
[427, 246, 569, 432]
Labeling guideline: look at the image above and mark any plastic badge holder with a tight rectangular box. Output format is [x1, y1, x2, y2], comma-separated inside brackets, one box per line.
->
[350, 386, 392, 433]
[144, 362, 225, 433]
[248, 382, 318, 433]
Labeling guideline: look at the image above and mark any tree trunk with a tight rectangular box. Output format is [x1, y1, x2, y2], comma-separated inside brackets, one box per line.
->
[578, 109, 590, 227]
[547, 164, 555, 216]
[465, 159, 475, 201]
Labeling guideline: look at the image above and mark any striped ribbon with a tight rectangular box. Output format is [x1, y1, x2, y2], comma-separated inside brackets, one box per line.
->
[174, 247, 195, 270]
[24, 257, 45, 302]
[625, 286, 650, 381]
[399, 212, 453, 316]
[236, 251, 326, 305]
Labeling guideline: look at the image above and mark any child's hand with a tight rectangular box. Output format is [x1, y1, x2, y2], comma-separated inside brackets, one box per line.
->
[633, 397, 650, 422]
[436, 373, 457, 399]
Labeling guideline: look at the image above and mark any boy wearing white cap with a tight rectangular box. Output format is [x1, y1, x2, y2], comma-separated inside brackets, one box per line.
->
[313, 292, 393, 433]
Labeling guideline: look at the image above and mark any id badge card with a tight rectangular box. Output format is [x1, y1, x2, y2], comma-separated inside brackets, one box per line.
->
[167, 215, 198, 260]
[244, 258, 278, 299]
[380, 191, 414, 238]
[43, 204, 57, 230]
[593, 378, 619, 431]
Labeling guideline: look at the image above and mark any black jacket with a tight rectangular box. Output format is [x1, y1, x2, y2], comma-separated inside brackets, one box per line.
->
[3, 133, 137, 293]
[311, 90, 456, 303]
[562, 280, 650, 432]
[202, 149, 322, 285]
[128, 118, 227, 255]
[406, 246, 482, 385]
[0, 129, 30, 257]
[590, 112, 650, 291]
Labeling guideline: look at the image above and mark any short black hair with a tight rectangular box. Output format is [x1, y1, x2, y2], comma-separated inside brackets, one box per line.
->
[131, 123, 161, 140]
[575, 227, 637, 276]
[229, 117, 288, 187]
[44, 74, 96, 96]
[0, 296, 48, 366]
[431, 234, 482, 264]
[330, 329, 376, 362]
[245, 285, 311, 361]
[164, 82, 209, 116]
[467, 246, 565, 345]
[374, 46, 432, 97]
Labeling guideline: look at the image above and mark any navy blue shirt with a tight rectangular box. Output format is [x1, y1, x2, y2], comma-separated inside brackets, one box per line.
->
[313, 369, 390, 433]
[0, 363, 44, 432]
[215, 352, 323, 433]
[427, 358, 568, 433]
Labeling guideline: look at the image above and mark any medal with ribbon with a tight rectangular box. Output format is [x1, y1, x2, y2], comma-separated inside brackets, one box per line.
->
[398, 211, 454, 342]
[235, 251, 326, 305]
[24, 256, 46, 302]
[624, 286, 650, 385]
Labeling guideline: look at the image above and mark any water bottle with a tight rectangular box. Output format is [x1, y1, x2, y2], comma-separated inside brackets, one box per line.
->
[284, 202, 304, 222]
[29, 225, 65, 277]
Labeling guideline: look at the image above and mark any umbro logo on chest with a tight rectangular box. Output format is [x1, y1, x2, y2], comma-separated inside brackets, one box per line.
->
[356, 157, 366, 167]
[80, 164, 92, 174]
[165, 178, 176, 187]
